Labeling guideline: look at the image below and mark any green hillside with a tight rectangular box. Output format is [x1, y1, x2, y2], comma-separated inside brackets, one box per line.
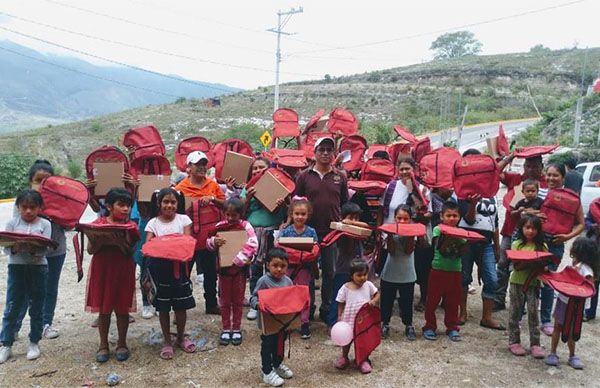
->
[1, 47, 599, 177]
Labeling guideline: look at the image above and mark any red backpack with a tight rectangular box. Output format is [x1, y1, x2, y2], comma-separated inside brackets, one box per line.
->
[272, 108, 300, 139]
[412, 137, 431, 163]
[540, 188, 581, 235]
[212, 139, 254, 182]
[276, 243, 320, 267]
[353, 304, 381, 365]
[0, 231, 58, 249]
[418, 147, 461, 189]
[303, 109, 326, 134]
[301, 131, 331, 160]
[365, 144, 388, 160]
[186, 201, 224, 251]
[85, 146, 129, 181]
[590, 197, 600, 224]
[327, 108, 359, 137]
[39, 176, 90, 229]
[452, 154, 499, 199]
[175, 136, 212, 172]
[387, 142, 411, 166]
[339, 135, 367, 172]
[360, 159, 395, 183]
[122, 125, 165, 160]
[513, 144, 559, 159]
[393, 125, 418, 144]
[265, 149, 308, 170]
[129, 154, 172, 178]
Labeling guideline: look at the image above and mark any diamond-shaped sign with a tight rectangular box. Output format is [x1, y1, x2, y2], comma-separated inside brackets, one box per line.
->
[260, 131, 272, 148]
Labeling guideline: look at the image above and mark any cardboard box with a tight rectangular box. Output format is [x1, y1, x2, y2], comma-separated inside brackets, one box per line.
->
[329, 222, 372, 237]
[138, 174, 171, 202]
[486, 137, 499, 159]
[217, 229, 248, 267]
[93, 161, 124, 196]
[261, 311, 301, 336]
[278, 237, 315, 251]
[253, 171, 292, 212]
[221, 151, 254, 186]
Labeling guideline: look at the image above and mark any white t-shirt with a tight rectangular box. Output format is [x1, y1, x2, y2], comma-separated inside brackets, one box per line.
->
[380, 180, 410, 225]
[557, 262, 594, 309]
[145, 214, 192, 237]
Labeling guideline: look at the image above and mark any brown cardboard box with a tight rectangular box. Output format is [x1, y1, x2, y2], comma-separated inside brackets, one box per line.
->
[278, 237, 315, 251]
[94, 162, 124, 196]
[261, 311, 301, 335]
[138, 174, 171, 202]
[253, 171, 292, 212]
[486, 137, 499, 159]
[221, 151, 254, 185]
[329, 222, 372, 237]
[217, 230, 248, 267]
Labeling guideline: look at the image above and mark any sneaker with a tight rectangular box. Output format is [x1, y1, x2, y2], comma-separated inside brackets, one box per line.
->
[545, 353, 559, 366]
[231, 331, 242, 346]
[219, 331, 231, 346]
[263, 370, 284, 387]
[247, 308, 258, 321]
[541, 323, 554, 336]
[381, 324, 390, 339]
[334, 355, 350, 370]
[142, 305, 155, 319]
[43, 324, 59, 339]
[26, 342, 41, 360]
[568, 355, 585, 370]
[195, 274, 204, 286]
[359, 360, 373, 374]
[300, 323, 311, 339]
[423, 329, 437, 341]
[0, 346, 12, 364]
[275, 363, 293, 379]
[509, 343, 526, 356]
[405, 326, 417, 341]
[530, 345, 545, 359]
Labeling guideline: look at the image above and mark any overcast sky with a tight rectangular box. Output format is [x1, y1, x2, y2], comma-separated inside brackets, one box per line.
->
[0, 0, 598, 90]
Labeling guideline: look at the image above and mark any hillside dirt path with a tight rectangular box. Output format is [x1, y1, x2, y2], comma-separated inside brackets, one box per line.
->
[0, 190, 599, 387]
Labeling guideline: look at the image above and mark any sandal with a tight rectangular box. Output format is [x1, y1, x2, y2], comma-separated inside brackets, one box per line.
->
[176, 338, 196, 353]
[160, 344, 174, 360]
[95, 348, 109, 363]
[219, 331, 231, 346]
[115, 346, 130, 362]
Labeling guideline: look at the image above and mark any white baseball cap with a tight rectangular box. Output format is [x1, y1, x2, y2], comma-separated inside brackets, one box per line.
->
[186, 151, 209, 165]
[313, 136, 335, 150]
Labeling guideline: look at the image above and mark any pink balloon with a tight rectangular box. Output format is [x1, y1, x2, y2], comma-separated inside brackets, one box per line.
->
[331, 321, 353, 346]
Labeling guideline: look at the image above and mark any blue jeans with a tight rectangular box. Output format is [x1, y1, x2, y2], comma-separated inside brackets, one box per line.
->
[541, 243, 563, 324]
[15, 254, 65, 331]
[462, 242, 497, 300]
[586, 280, 600, 319]
[0, 264, 48, 346]
[328, 273, 351, 326]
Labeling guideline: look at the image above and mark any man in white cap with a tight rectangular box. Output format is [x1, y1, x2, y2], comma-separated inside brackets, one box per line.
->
[175, 150, 225, 315]
[295, 136, 348, 323]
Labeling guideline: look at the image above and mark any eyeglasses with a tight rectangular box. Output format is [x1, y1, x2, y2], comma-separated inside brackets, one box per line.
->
[316, 147, 334, 154]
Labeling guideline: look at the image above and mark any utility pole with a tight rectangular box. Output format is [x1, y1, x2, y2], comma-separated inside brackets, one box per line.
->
[574, 97, 583, 146]
[268, 7, 303, 112]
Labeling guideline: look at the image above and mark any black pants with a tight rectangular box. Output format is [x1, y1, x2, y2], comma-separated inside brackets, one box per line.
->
[191, 249, 218, 309]
[380, 280, 415, 327]
[261, 332, 285, 374]
[415, 246, 433, 302]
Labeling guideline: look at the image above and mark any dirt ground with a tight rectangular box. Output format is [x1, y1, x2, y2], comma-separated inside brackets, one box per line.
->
[1, 196, 599, 387]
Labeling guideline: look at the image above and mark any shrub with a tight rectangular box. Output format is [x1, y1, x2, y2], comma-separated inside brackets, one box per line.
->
[0, 154, 35, 199]
[67, 159, 82, 179]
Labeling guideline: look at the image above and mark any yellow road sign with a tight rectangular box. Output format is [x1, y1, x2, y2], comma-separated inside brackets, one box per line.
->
[260, 131, 272, 148]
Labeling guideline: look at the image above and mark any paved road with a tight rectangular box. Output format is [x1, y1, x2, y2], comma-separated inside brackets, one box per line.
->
[429, 119, 538, 153]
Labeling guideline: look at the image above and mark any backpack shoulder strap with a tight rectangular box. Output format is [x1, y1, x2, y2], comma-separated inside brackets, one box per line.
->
[382, 179, 397, 219]
[72, 232, 85, 282]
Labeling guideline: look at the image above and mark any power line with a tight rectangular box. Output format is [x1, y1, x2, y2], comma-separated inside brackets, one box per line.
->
[41, 0, 273, 55]
[0, 25, 236, 94]
[0, 11, 319, 77]
[0, 44, 179, 98]
[289, 0, 588, 55]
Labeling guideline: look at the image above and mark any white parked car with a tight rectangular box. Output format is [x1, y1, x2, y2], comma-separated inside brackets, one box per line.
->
[575, 162, 600, 215]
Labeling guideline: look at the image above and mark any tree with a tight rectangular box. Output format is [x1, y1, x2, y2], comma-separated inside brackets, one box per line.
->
[430, 31, 482, 59]
[529, 44, 551, 54]
[324, 74, 332, 83]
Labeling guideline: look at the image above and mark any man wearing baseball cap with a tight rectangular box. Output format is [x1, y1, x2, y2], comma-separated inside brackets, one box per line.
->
[175, 150, 225, 315]
[295, 136, 348, 323]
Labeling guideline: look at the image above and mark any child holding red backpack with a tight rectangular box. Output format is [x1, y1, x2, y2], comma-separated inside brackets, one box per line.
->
[207, 198, 258, 346]
[144, 188, 196, 360]
[277, 197, 318, 339]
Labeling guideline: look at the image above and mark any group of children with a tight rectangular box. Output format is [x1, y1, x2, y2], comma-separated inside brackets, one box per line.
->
[1, 149, 599, 386]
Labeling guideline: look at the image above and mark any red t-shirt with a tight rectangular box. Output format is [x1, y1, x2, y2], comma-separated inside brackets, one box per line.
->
[500, 172, 547, 237]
